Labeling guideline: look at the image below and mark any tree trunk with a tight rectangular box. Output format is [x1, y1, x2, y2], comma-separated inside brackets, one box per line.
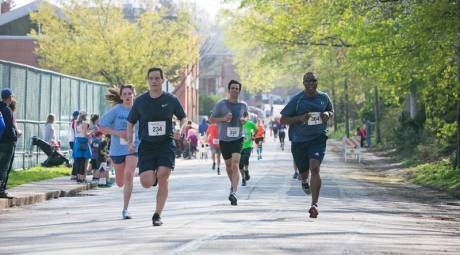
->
[344, 78, 350, 138]
[332, 87, 337, 132]
[374, 86, 382, 144]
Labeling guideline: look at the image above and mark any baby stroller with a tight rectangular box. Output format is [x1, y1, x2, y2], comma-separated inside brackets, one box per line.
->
[31, 136, 70, 167]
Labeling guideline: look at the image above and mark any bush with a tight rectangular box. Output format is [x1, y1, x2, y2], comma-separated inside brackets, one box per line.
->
[199, 94, 223, 116]
[411, 161, 460, 192]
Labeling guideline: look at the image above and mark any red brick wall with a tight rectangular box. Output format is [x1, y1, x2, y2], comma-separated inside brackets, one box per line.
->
[0, 38, 39, 67]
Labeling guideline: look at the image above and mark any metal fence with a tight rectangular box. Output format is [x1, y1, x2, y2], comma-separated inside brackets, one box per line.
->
[0, 60, 109, 170]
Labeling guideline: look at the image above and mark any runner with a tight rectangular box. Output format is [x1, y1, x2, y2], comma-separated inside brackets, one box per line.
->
[206, 122, 221, 175]
[209, 80, 248, 206]
[239, 111, 258, 186]
[280, 72, 334, 218]
[255, 120, 265, 160]
[278, 123, 286, 151]
[100, 84, 138, 220]
[127, 67, 187, 226]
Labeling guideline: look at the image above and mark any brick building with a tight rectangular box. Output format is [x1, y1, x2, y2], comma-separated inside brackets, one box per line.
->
[0, 0, 43, 67]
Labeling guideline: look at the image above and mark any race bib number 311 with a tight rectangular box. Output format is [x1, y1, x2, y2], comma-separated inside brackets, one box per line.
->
[148, 121, 166, 136]
[308, 112, 322, 125]
[227, 127, 240, 138]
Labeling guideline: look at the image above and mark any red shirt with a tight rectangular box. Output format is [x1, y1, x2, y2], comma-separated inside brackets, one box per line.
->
[207, 124, 219, 148]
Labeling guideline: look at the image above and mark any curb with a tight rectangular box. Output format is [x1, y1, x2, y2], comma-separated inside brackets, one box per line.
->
[0, 181, 97, 209]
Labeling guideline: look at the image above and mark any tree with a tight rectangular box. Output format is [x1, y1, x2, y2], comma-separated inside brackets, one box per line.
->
[30, 0, 199, 90]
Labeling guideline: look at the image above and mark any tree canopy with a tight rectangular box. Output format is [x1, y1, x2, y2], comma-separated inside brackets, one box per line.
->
[30, 0, 199, 91]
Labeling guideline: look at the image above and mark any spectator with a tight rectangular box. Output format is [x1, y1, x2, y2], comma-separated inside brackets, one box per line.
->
[69, 110, 79, 180]
[357, 126, 367, 148]
[43, 114, 57, 144]
[0, 88, 17, 198]
[89, 114, 100, 135]
[73, 111, 92, 183]
[198, 117, 208, 136]
[187, 127, 198, 159]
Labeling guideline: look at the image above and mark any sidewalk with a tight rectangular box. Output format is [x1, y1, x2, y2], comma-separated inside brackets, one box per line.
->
[0, 157, 190, 210]
[0, 177, 97, 209]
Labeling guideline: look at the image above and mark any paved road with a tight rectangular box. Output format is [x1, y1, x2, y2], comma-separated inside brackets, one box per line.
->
[0, 139, 459, 255]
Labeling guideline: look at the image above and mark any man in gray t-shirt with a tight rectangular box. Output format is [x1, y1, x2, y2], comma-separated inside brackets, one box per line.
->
[210, 80, 248, 206]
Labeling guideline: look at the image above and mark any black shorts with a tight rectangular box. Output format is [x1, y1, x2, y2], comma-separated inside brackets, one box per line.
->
[138, 140, 176, 174]
[90, 158, 100, 170]
[291, 135, 327, 174]
[219, 138, 243, 160]
[239, 147, 252, 169]
[110, 153, 138, 164]
[255, 137, 264, 146]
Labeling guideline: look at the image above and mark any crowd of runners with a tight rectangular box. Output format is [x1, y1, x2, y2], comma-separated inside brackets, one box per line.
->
[0, 67, 333, 225]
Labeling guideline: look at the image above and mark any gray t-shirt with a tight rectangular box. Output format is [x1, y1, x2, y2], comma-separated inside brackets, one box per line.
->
[211, 99, 248, 142]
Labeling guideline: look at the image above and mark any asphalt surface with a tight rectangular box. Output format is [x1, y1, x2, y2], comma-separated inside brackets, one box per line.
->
[0, 138, 459, 255]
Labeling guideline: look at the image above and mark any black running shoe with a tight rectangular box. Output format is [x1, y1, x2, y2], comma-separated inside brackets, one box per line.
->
[228, 193, 238, 206]
[309, 204, 318, 218]
[244, 170, 250, 181]
[301, 180, 311, 195]
[152, 213, 163, 226]
[217, 168, 221, 175]
[242, 178, 246, 186]
[212, 162, 216, 170]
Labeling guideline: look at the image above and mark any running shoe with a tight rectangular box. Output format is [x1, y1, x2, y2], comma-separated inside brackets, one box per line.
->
[122, 209, 132, 220]
[301, 179, 311, 195]
[242, 178, 246, 186]
[217, 168, 221, 175]
[245, 170, 250, 181]
[228, 192, 238, 206]
[212, 162, 216, 170]
[152, 213, 163, 226]
[309, 204, 319, 218]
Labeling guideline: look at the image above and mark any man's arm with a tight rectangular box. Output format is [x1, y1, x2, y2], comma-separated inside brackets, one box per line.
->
[209, 115, 231, 124]
[280, 114, 306, 125]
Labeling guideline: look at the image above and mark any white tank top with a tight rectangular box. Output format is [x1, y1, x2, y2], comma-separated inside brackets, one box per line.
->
[75, 123, 87, 138]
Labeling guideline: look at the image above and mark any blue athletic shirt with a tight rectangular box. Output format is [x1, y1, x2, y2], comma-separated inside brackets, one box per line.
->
[100, 104, 139, 156]
[127, 92, 186, 143]
[280, 90, 333, 143]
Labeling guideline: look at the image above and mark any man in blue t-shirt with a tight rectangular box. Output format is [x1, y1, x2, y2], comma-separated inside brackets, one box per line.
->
[280, 72, 334, 219]
[127, 67, 186, 226]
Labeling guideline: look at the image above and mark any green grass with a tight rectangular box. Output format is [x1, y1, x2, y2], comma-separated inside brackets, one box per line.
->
[411, 161, 460, 192]
[7, 166, 71, 189]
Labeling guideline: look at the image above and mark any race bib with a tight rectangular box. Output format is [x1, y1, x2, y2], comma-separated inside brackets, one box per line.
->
[307, 112, 322, 125]
[148, 121, 166, 136]
[212, 138, 219, 145]
[120, 138, 128, 145]
[227, 127, 240, 138]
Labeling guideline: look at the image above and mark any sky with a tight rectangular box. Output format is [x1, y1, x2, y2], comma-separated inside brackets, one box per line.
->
[12, 0, 229, 20]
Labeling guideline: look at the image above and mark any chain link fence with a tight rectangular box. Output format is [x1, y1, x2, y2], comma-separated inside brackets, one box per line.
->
[0, 60, 109, 170]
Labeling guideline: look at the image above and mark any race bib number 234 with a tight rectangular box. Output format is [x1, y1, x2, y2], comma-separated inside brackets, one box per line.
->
[148, 121, 166, 136]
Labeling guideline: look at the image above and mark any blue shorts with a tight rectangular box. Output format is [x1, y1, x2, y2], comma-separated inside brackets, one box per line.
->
[111, 153, 137, 164]
[138, 140, 176, 173]
[291, 135, 327, 174]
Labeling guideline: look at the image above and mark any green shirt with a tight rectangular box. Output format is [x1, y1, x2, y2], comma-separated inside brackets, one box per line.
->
[242, 120, 258, 149]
